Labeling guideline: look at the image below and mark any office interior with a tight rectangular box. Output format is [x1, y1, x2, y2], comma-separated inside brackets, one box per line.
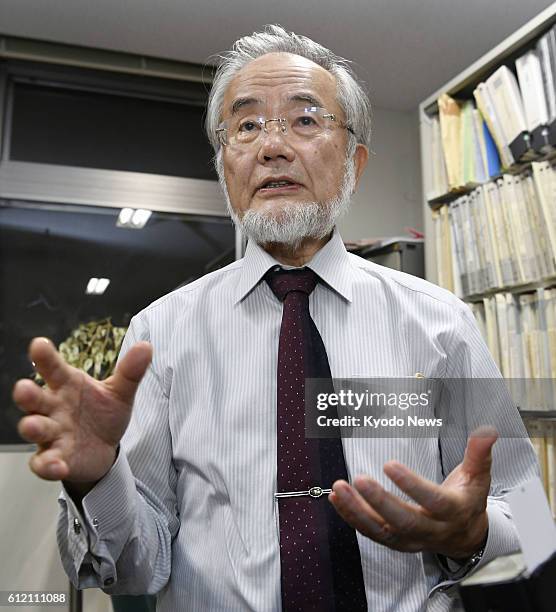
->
[0, 1, 555, 611]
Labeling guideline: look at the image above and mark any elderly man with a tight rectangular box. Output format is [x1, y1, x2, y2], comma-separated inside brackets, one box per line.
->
[13, 25, 538, 612]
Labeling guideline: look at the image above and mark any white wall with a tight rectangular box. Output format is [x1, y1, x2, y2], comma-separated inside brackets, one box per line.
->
[338, 107, 423, 241]
[0, 451, 112, 612]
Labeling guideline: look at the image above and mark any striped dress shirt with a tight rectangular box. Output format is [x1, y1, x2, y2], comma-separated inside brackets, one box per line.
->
[57, 229, 539, 611]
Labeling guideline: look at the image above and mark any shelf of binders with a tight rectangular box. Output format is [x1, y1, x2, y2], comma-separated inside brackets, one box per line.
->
[427, 145, 556, 208]
[420, 5, 556, 287]
[420, 5, 556, 510]
[424, 96, 556, 205]
[520, 410, 556, 420]
[467, 287, 556, 380]
[421, 11, 556, 206]
[463, 277, 556, 304]
[425, 111, 556, 207]
[430, 166, 556, 301]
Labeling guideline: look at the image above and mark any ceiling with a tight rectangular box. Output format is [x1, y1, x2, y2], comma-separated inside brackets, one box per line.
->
[0, 0, 554, 111]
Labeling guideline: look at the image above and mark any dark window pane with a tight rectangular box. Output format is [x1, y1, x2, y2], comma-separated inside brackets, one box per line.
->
[0, 201, 234, 444]
[9, 82, 216, 180]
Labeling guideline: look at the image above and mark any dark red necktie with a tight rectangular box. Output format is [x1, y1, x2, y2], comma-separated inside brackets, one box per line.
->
[266, 267, 367, 612]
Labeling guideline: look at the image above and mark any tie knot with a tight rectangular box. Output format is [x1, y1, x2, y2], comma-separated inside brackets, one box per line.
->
[265, 267, 319, 302]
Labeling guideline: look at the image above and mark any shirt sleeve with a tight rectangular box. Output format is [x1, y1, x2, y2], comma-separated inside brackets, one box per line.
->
[56, 312, 180, 594]
[429, 301, 540, 596]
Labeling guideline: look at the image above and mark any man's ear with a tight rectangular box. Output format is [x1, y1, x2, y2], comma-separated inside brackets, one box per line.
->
[352, 144, 369, 193]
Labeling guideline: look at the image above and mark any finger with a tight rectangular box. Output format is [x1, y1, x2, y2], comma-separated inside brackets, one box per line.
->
[383, 461, 458, 518]
[331, 479, 385, 523]
[329, 479, 388, 541]
[108, 342, 153, 405]
[12, 379, 50, 415]
[354, 475, 438, 537]
[28, 337, 71, 391]
[462, 427, 498, 479]
[18, 414, 61, 446]
[29, 449, 69, 481]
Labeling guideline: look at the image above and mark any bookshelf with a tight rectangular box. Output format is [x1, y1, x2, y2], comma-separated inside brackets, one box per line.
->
[419, 3, 556, 367]
[419, 4, 556, 512]
[420, 3, 556, 285]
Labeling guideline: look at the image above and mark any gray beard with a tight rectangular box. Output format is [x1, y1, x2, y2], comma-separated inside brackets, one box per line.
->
[218, 157, 356, 250]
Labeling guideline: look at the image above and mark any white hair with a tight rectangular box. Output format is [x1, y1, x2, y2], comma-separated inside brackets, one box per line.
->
[205, 24, 372, 158]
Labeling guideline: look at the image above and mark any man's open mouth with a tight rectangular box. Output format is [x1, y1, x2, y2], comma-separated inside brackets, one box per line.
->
[258, 179, 300, 192]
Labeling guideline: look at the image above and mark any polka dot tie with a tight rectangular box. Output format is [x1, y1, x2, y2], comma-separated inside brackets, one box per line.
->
[266, 267, 367, 612]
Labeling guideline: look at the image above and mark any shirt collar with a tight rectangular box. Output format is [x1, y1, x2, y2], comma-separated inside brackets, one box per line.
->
[234, 228, 354, 304]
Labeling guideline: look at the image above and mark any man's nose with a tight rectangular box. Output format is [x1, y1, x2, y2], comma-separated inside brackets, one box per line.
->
[256, 122, 296, 164]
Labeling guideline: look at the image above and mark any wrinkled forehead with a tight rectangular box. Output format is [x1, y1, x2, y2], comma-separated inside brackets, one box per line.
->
[221, 52, 340, 120]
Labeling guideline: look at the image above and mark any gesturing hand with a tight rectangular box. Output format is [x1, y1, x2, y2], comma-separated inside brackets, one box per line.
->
[12, 337, 152, 487]
[329, 429, 497, 560]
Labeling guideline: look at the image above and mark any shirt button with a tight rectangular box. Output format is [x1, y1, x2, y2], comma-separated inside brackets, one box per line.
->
[73, 518, 81, 534]
[92, 518, 99, 528]
[103, 577, 115, 587]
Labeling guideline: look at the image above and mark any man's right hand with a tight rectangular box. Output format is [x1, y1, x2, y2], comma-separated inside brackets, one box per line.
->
[12, 337, 152, 491]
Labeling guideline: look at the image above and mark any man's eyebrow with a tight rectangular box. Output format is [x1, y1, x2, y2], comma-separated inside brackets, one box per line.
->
[229, 93, 325, 115]
[289, 93, 324, 107]
[230, 97, 261, 115]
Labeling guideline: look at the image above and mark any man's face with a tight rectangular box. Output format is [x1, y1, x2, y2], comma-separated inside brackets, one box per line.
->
[220, 52, 360, 224]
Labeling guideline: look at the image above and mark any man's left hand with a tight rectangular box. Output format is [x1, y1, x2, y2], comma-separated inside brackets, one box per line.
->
[329, 428, 497, 560]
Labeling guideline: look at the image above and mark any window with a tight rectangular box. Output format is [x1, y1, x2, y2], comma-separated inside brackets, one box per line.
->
[9, 80, 216, 180]
[0, 57, 235, 445]
[0, 60, 227, 216]
[0, 201, 235, 445]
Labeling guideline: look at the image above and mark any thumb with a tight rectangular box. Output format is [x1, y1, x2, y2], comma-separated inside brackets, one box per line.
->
[108, 341, 153, 405]
[462, 426, 498, 479]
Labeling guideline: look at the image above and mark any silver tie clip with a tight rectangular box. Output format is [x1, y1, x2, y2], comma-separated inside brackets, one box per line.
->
[275, 486, 332, 499]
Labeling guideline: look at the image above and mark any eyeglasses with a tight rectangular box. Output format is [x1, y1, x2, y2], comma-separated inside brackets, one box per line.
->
[216, 105, 354, 147]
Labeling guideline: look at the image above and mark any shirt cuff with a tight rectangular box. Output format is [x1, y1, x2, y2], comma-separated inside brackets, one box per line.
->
[429, 501, 516, 596]
[59, 448, 138, 588]
[436, 536, 486, 579]
[57, 489, 91, 585]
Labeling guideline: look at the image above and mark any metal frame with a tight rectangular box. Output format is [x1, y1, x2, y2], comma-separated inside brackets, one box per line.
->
[0, 161, 227, 216]
[7, 61, 210, 106]
[0, 444, 35, 452]
[0, 61, 228, 218]
[0, 33, 214, 85]
[2, 68, 13, 162]
[0, 63, 8, 162]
